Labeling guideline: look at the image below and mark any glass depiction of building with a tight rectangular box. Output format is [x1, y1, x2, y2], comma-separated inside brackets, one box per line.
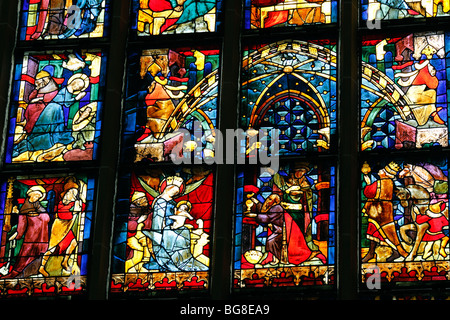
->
[0, 0, 450, 301]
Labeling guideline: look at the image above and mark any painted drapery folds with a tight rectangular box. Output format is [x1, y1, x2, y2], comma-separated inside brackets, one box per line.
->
[110, 167, 214, 294]
[241, 39, 337, 156]
[0, 174, 95, 298]
[233, 162, 336, 288]
[122, 47, 220, 164]
[5, 50, 106, 163]
[19, 0, 110, 41]
[361, 31, 450, 151]
[244, 0, 337, 30]
[361, 0, 450, 21]
[360, 159, 450, 285]
[131, 0, 223, 36]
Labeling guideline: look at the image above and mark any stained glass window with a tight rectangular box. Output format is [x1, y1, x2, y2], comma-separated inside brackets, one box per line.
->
[361, 0, 450, 21]
[122, 46, 220, 164]
[360, 158, 449, 285]
[243, 0, 338, 30]
[19, 0, 110, 41]
[131, 0, 223, 36]
[5, 49, 107, 163]
[234, 36, 337, 290]
[0, 174, 96, 297]
[111, 166, 214, 295]
[361, 31, 449, 151]
[233, 162, 336, 289]
[241, 39, 337, 155]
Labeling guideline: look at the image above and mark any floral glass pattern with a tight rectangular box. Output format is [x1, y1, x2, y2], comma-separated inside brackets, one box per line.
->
[19, 0, 110, 41]
[110, 166, 214, 294]
[233, 162, 336, 289]
[5, 49, 107, 163]
[0, 174, 96, 298]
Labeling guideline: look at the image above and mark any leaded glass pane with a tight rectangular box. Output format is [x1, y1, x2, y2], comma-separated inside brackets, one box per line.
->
[243, 0, 338, 30]
[241, 39, 337, 155]
[233, 162, 336, 289]
[0, 174, 96, 297]
[110, 166, 214, 295]
[362, 0, 450, 21]
[360, 158, 449, 286]
[131, 0, 223, 36]
[5, 50, 107, 164]
[19, 0, 110, 41]
[122, 46, 220, 164]
[361, 31, 449, 151]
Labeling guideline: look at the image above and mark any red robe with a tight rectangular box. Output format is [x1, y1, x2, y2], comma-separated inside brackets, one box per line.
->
[24, 90, 58, 134]
[284, 212, 311, 264]
[4, 199, 50, 278]
[416, 213, 449, 242]
[252, 0, 288, 28]
[363, 179, 395, 245]
[54, 201, 85, 253]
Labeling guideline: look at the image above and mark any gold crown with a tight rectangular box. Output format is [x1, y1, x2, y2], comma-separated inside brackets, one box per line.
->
[384, 161, 401, 176]
[160, 176, 185, 193]
[131, 191, 146, 203]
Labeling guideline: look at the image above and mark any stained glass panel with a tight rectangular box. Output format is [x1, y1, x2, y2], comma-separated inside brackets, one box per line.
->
[19, 0, 110, 41]
[0, 174, 95, 298]
[131, 0, 223, 36]
[360, 158, 449, 286]
[122, 47, 220, 164]
[243, 0, 338, 30]
[5, 49, 107, 164]
[241, 39, 337, 156]
[361, 31, 450, 151]
[110, 166, 214, 294]
[233, 162, 336, 289]
[361, 0, 450, 21]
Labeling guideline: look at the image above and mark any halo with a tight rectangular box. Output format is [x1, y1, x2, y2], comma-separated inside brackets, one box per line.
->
[67, 73, 90, 94]
[72, 102, 97, 131]
[159, 176, 185, 195]
[26, 185, 47, 201]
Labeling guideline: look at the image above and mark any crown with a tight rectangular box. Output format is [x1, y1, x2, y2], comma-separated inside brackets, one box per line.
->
[166, 176, 183, 187]
[131, 191, 146, 203]
[160, 175, 185, 194]
[384, 161, 401, 176]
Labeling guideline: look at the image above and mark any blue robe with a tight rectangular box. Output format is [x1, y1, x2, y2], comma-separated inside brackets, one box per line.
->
[14, 87, 75, 156]
[143, 197, 208, 272]
[171, 0, 216, 25]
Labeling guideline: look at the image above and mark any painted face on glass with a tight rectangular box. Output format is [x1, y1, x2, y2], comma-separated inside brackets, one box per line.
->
[63, 188, 78, 204]
[28, 190, 43, 203]
[164, 185, 181, 198]
[35, 76, 51, 90]
[67, 78, 86, 94]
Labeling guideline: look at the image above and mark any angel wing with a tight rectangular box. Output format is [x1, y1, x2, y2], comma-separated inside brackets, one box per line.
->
[137, 175, 207, 198]
[183, 176, 207, 195]
[138, 177, 160, 198]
